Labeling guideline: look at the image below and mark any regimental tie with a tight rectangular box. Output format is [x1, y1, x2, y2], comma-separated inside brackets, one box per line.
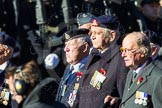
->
[130, 70, 137, 87]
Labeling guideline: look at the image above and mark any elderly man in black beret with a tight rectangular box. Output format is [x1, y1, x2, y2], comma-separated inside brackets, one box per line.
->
[73, 15, 129, 108]
[56, 29, 92, 107]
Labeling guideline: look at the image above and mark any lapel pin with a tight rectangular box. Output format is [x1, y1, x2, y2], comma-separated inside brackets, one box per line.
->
[137, 76, 143, 85]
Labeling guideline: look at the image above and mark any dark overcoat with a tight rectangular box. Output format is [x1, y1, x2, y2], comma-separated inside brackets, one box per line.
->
[75, 43, 129, 108]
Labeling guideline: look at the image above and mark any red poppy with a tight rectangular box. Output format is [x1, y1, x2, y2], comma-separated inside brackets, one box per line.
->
[77, 72, 83, 78]
[137, 76, 143, 85]
[100, 68, 106, 75]
[92, 19, 99, 27]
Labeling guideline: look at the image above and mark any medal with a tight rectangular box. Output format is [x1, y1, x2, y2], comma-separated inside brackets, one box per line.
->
[142, 100, 147, 106]
[61, 85, 67, 96]
[96, 81, 102, 90]
[135, 91, 148, 106]
[90, 70, 106, 90]
[74, 83, 79, 90]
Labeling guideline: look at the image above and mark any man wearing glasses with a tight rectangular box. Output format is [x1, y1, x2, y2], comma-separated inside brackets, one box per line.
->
[105, 32, 162, 108]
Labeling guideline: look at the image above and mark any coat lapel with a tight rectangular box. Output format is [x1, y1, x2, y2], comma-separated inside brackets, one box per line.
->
[98, 44, 121, 80]
[121, 61, 154, 103]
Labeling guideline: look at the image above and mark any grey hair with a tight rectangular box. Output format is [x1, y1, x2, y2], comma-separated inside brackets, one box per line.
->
[104, 28, 113, 38]
[104, 28, 120, 39]
[77, 35, 92, 46]
[127, 32, 151, 58]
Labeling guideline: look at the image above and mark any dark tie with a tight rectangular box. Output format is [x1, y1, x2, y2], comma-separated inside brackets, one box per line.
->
[130, 70, 137, 87]
[132, 70, 137, 82]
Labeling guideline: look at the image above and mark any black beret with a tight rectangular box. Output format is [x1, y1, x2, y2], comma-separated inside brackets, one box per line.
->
[91, 15, 120, 30]
[0, 32, 16, 48]
[64, 29, 89, 41]
[77, 12, 95, 26]
[141, 0, 160, 6]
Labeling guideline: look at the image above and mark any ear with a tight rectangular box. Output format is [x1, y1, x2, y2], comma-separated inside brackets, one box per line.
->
[83, 43, 89, 52]
[109, 31, 116, 42]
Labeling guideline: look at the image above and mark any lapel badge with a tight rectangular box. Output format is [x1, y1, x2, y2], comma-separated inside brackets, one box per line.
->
[65, 33, 71, 40]
[92, 19, 99, 27]
[137, 76, 143, 85]
[134, 91, 149, 106]
[76, 71, 83, 81]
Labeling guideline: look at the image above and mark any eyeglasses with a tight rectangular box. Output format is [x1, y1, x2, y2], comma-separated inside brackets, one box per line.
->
[120, 47, 140, 54]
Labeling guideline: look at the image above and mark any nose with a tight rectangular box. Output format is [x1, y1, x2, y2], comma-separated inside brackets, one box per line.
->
[121, 51, 126, 57]
[90, 32, 96, 40]
[64, 45, 70, 52]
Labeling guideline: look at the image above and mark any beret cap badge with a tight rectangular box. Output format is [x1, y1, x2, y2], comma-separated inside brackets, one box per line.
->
[65, 33, 71, 40]
[92, 19, 99, 27]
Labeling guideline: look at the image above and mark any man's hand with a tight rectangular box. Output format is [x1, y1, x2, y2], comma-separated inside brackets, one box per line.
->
[104, 95, 118, 106]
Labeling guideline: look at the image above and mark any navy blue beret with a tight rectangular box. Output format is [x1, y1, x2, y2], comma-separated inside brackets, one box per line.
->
[77, 12, 95, 26]
[64, 29, 89, 41]
[91, 15, 120, 30]
[0, 32, 16, 48]
[141, 0, 160, 6]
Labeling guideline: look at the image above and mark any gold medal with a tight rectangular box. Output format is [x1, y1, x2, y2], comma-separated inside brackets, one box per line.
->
[96, 81, 102, 90]
[74, 83, 79, 90]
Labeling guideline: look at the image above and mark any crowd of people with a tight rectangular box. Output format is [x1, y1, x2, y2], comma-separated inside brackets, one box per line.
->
[1, 0, 162, 108]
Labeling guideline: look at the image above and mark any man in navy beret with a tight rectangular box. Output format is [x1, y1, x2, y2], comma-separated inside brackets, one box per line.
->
[74, 15, 129, 108]
[56, 29, 92, 107]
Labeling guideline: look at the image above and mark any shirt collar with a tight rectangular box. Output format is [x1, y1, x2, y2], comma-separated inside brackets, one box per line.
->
[70, 56, 88, 73]
[133, 60, 149, 74]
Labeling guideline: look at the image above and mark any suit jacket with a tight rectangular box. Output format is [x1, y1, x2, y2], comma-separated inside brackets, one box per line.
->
[75, 43, 129, 108]
[120, 60, 162, 108]
[56, 56, 89, 107]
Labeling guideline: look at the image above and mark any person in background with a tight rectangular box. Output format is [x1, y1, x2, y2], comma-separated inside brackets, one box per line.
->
[139, 0, 162, 37]
[75, 15, 129, 108]
[0, 31, 16, 107]
[143, 30, 162, 60]
[77, 12, 95, 30]
[8, 60, 66, 108]
[5, 67, 22, 108]
[56, 28, 91, 107]
[143, 30, 162, 70]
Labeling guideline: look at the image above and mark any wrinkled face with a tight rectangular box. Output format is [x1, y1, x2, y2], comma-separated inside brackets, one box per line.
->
[142, 3, 160, 20]
[64, 38, 86, 65]
[121, 36, 143, 70]
[90, 26, 110, 50]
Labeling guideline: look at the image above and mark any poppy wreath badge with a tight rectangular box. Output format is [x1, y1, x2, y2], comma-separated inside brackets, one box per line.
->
[76, 71, 83, 81]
